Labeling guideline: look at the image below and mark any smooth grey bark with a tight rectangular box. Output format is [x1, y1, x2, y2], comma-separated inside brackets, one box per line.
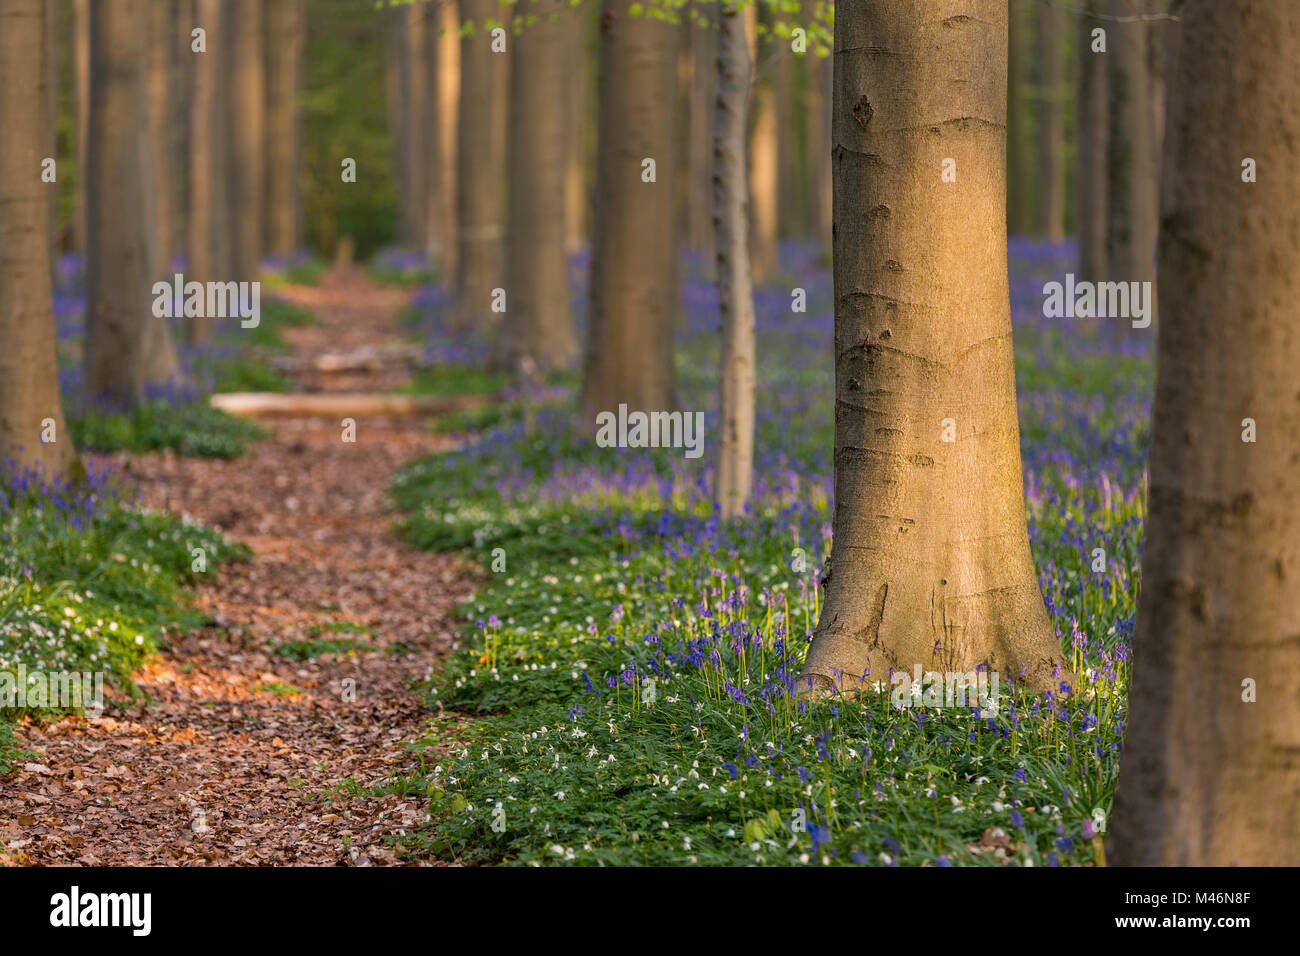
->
[1035, 0, 1065, 240]
[1108, 0, 1300, 867]
[580, 0, 679, 428]
[264, 0, 303, 258]
[454, 0, 507, 331]
[502, 0, 576, 373]
[84, 0, 153, 407]
[799, 0, 1070, 698]
[713, 1, 755, 519]
[1076, 0, 1108, 281]
[226, 0, 264, 282]
[188, 0, 231, 345]
[0, 0, 79, 479]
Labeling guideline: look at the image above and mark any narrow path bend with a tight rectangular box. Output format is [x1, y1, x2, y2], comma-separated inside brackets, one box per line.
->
[1, 266, 473, 866]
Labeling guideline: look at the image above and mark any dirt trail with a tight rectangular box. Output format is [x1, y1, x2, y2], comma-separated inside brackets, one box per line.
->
[1, 266, 472, 866]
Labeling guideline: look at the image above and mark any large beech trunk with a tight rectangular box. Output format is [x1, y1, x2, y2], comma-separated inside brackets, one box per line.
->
[1108, 0, 1300, 867]
[579, 0, 679, 427]
[502, 0, 576, 373]
[799, 0, 1069, 698]
[0, 0, 79, 479]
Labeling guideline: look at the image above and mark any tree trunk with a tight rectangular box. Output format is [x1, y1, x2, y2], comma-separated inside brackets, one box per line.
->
[72, 0, 88, 252]
[420, 0, 441, 264]
[146, 0, 174, 272]
[264, 0, 302, 259]
[432, 0, 460, 275]
[564, 5, 589, 254]
[580, 0, 679, 428]
[0, 0, 79, 480]
[687, 6, 714, 260]
[1104, 0, 1156, 300]
[84, 0, 152, 407]
[798, 0, 1070, 698]
[403, 2, 427, 252]
[1035, 0, 1064, 241]
[747, 3, 777, 278]
[227, 0, 264, 282]
[502, 0, 576, 373]
[1076, 0, 1108, 280]
[454, 0, 507, 332]
[1006, 0, 1030, 235]
[1108, 0, 1300, 867]
[713, 1, 755, 520]
[774, 33, 802, 239]
[808, 51, 833, 254]
[44, 0, 57, 270]
[189, 0, 230, 345]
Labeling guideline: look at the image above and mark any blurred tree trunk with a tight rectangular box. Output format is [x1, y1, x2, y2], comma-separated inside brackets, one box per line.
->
[264, 0, 303, 259]
[747, 3, 777, 278]
[502, 0, 576, 373]
[454, 0, 508, 331]
[564, 5, 589, 254]
[799, 0, 1070, 698]
[1105, 0, 1157, 305]
[687, 6, 714, 261]
[1076, 0, 1108, 280]
[1109, 0, 1300, 867]
[774, 33, 801, 238]
[430, 0, 460, 275]
[84, 0, 152, 407]
[189, 0, 230, 345]
[713, 0, 755, 519]
[401, 2, 427, 252]
[580, 0, 678, 427]
[1006, 0, 1030, 235]
[0, 0, 80, 480]
[1035, 0, 1064, 240]
[227, 0, 264, 281]
[146, 0, 174, 272]
[807, 51, 832, 254]
[73, 0, 88, 252]
[45, 0, 57, 273]
[420, 0, 441, 263]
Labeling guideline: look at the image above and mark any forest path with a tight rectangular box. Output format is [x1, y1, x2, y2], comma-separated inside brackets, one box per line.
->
[3, 266, 473, 865]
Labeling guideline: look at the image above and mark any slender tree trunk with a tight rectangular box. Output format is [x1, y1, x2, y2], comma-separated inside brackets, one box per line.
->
[420, 0, 441, 263]
[1108, 0, 1300, 867]
[146, 0, 174, 272]
[687, 5, 714, 260]
[1006, 0, 1030, 235]
[189, 0, 229, 345]
[264, 0, 302, 259]
[1035, 0, 1064, 240]
[563, 6, 588, 254]
[0, 0, 79, 479]
[404, 2, 427, 252]
[1076, 0, 1108, 280]
[227, 0, 264, 282]
[798, 0, 1070, 698]
[580, 0, 678, 427]
[747, 3, 777, 278]
[454, 0, 507, 331]
[432, 0, 460, 275]
[72, 0, 88, 252]
[139, 0, 182, 386]
[44, 0, 57, 271]
[713, 1, 755, 520]
[808, 51, 833, 254]
[1105, 0, 1156, 300]
[502, 0, 576, 373]
[84, 0, 152, 407]
[774, 33, 802, 239]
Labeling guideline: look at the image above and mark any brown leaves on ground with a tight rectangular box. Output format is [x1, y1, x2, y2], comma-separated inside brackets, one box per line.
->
[0, 267, 476, 866]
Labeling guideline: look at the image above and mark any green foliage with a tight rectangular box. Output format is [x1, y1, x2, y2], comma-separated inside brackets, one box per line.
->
[69, 401, 267, 459]
[274, 637, 370, 661]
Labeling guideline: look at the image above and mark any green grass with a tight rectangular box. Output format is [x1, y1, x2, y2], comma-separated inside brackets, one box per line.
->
[274, 637, 370, 661]
[399, 366, 513, 398]
[240, 297, 318, 352]
[69, 400, 267, 459]
[250, 681, 304, 697]
[1, 478, 246, 774]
